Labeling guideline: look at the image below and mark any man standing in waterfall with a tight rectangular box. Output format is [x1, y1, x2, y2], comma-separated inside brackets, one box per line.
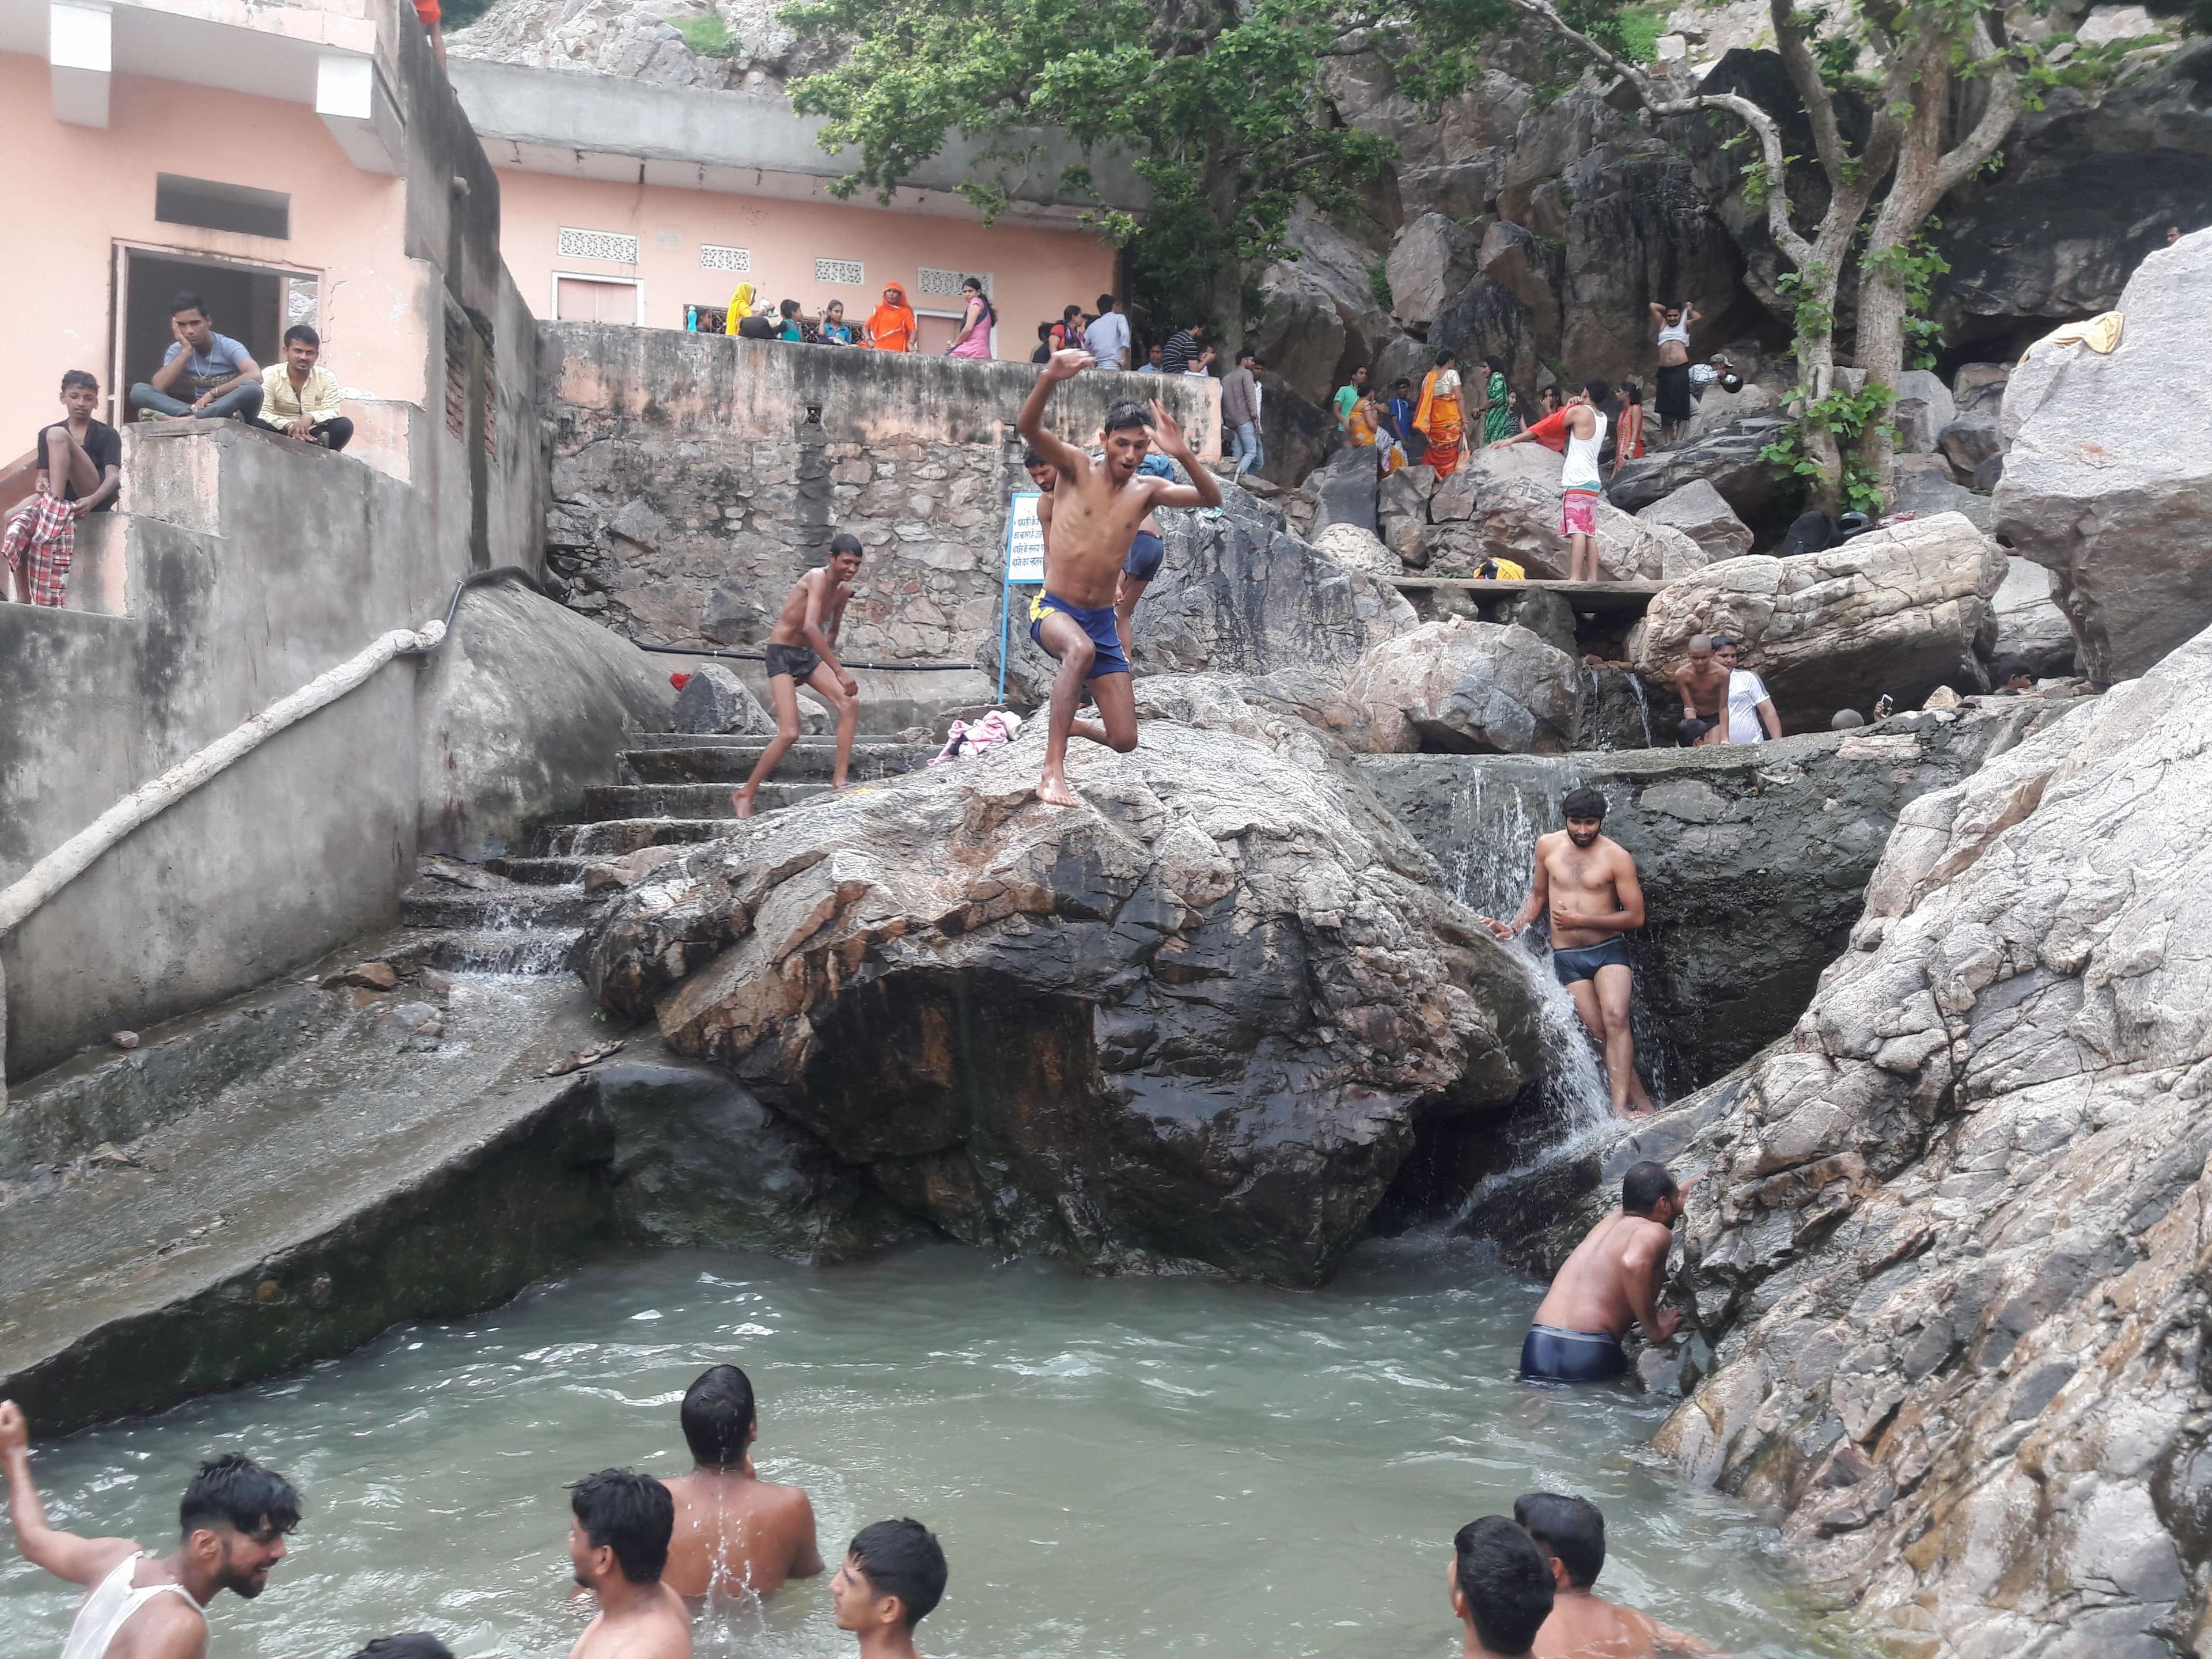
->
[1518, 1161, 1691, 1384]
[660, 1364, 823, 1601]
[1479, 786, 1653, 1115]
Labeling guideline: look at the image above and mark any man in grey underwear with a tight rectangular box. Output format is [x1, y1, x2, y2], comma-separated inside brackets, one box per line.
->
[1519, 1162, 1690, 1382]
[732, 534, 865, 820]
[1, 1400, 300, 1659]
[1480, 786, 1653, 1115]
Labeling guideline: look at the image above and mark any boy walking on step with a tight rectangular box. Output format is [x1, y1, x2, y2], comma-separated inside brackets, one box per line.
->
[1014, 350, 1219, 807]
[732, 535, 864, 820]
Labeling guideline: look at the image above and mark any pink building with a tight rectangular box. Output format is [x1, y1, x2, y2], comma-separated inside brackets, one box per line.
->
[446, 59, 1136, 356]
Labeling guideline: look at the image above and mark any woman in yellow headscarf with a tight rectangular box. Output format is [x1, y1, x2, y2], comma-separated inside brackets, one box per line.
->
[1413, 346, 1469, 479]
[721, 281, 758, 336]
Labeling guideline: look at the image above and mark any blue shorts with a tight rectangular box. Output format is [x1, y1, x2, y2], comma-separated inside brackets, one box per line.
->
[1553, 935, 1634, 986]
[1029, 591, 1129, 676]
[1124, 531, 1165, 582]
[1520, 1324, 1628, 1382]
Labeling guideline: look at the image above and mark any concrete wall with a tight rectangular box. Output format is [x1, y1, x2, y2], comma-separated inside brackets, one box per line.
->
[537, 323, 1222, 665]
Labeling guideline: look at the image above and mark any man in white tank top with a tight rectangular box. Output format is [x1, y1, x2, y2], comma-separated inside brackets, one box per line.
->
[1487, 379, 1611, 581]
[1, 1401, 300, 1659]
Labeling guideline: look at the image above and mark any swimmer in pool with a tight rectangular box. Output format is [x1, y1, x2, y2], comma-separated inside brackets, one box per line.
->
[1514, 1493, 1717, 1658]
[831, 1518, 948, 1659]
[1015, 350, 1220, 808]
[1519, 1162, 1691, 1384]
[661, 1365, 823, 1601]
[567, 1468, 691, 1659]
[1479, 785, 1653, 1116]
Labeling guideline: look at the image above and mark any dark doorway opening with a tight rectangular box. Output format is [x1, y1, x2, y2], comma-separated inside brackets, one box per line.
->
[119, 249, 316, 425]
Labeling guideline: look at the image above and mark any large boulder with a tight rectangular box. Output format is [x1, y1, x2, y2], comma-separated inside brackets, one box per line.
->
[1636, 478, 1753, 562]
[1607, 415, 1790, 520]
[571, 718, 1544, 1282]
[1683, 380, 1777, 441]
[1995, 229, 2212, 683]
[1315, 522, 1402, 579]
[1990, 552, 2076, 676]
[1935, 411, 2003, 478]
[670, 662, 774, 736]
[1387, 213, 1484, 336]
[1251, 206, 1399, 404]
[1479, 221, 1563, 358]
[1623, 632, 2210, 1654]
[1892, 369, 1958, 455]
[1631, 513, 2008, 728]
[1432, 447, 1709, 582]
[1343, 619, 1582, 754]
[1306, 443, 1382, 535]
[1892, 453, 1993, 531]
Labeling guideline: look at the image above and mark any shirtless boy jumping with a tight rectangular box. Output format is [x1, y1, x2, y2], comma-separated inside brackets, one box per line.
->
[732, 533, 863, 820]
[1015, 350, 1220, 807]
[1519, 1161, 1691, 1383]
[1482, 786, 1653, 1115]
[1671, 634, 1729, 746]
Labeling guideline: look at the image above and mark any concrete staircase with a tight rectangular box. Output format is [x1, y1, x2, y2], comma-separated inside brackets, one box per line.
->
[402, 733, 935, 974]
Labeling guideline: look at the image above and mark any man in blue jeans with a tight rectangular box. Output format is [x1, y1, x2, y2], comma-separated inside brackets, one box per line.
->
[1219, 348, 1264, 478]
[130, 292, 263, 423]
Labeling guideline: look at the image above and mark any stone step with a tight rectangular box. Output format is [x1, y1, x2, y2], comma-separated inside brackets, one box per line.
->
[423, 928, 579, 975]
[485, 855, 594, 887]
[0, 975, 621, 1433]
[398, 882, 603, 930]
[579, 781, 838, 821]
[540, 819, 729, 859]
[622, 741, 934, 785]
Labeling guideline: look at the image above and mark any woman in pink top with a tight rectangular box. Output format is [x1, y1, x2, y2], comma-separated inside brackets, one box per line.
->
[946, 276, 995, 359]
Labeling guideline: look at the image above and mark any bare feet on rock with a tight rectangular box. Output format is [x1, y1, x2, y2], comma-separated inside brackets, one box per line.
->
[732, 789, 756, 820]
[1036, 772, 1081, 808]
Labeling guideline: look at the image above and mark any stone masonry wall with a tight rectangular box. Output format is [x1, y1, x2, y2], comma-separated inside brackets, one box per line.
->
[536, 324, 1221, 665]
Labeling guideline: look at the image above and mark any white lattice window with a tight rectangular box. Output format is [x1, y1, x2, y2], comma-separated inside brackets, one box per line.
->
[700, 244, 752, 272]
[814, 257, 865, 286]
[557, 227, 639, 264]
[917, 267, 991, 298]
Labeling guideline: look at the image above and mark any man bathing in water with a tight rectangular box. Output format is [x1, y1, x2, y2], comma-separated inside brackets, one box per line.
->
[1016, 349, 1221, 806]
[1672, 635, 1729, 745]
[731, 535, 864, 820]
[1514, 1493, 1714, 1658]
[1481, 787, 1652, 1115]
[2, 1400, 300, 1659]
[661, 1364, 822, 1601]
[568, 1468, 691, 1659]
[1521, 1161, 1690, 1382]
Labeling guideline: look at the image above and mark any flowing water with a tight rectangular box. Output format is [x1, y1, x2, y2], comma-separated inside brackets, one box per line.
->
[0, 1243, 1856, 1659]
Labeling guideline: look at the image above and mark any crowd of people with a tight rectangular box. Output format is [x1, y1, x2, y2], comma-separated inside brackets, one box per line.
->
[3, 291, 358, 610]
[2, 1322, 1724, 1659]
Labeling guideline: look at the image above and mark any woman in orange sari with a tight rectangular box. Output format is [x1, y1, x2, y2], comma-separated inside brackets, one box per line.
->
[866, 284, 918, 353]
[1412, 347, 1471, 478]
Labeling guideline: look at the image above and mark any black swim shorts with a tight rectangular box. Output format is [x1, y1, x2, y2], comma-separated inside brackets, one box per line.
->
[1520, 1323, 1628, 1382]
[1552, 935, 1634, 987]
[763, 642, 821, 682]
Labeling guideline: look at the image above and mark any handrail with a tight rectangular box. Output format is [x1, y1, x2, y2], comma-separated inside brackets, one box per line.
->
[0, 566, 544, 1105]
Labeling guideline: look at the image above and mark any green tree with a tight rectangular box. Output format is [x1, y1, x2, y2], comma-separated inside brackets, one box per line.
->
[775, 0, 1399, 339]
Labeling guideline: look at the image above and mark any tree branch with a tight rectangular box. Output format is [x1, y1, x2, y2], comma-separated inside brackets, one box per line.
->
[1508, 0, 1815, 268]
[1766, 0, 1849, 184]
[1930, 22, 2020, 195]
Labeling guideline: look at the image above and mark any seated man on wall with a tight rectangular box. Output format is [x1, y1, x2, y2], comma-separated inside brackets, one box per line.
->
[253, 325, 353, 453]
[3, 370, 119, 606]
[130, 293, 263, 425]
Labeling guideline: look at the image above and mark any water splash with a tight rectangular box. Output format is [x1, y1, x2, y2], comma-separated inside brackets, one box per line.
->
[1626, 671, 1654, 747]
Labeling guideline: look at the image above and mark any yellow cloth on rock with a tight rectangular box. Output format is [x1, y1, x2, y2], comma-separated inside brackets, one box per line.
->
[2022, 311, 2123, 359]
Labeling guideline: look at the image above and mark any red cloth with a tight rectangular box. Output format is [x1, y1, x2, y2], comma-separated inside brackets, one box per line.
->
[3, 493, 75, 607]
[1526, 407, 1572, 453]
[415, 0, 441, 25]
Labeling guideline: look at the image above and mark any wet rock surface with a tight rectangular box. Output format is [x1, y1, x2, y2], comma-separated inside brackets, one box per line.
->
[572, 717, 1544, 1282]
[1357, 701, 2079, 1088]
[1631, 513, 2007, 729]
[1609, 627, 2212, 1654]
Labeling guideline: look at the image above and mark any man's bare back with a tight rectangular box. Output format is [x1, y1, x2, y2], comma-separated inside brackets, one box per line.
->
[1531, 1209, 1678, 1343]
[1535, 1589, 1714, 1659]
[1532, 830, 1638, 949]
[661, 1468, 821, 1601]
[569, 1582, 691, 1659]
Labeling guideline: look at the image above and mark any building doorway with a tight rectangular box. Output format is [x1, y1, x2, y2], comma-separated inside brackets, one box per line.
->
[552, 275, 642, 324]
[915, 312, 964, 354]
[116, 248, 316, 426]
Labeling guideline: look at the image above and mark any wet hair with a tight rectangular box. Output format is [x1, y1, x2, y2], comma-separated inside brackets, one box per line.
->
[1584, 378, 1611, 404]
[1454, 1516, 1554, 1655]
[349, 1639, 454, 1659]
[828, 532, 863, 557]
[1560, 786, 1607, 823]
[1096, 293, 1116, 312]
[847, 1518, 948, 1627]
[179, 1455, 301, 1539]
[169, 291, 209, 319]
[60, 369, 99, 393]
[1103, 401, 1152, 436]
[1831, 708, 1865, 729]
[1622, 1160, 1678, 1216]
[569, 1469, 673, 1585]
[1513, 1493, 1605, 1589]
[681, 1365, 757, 1465]
[1676, 716, 1714, 746]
